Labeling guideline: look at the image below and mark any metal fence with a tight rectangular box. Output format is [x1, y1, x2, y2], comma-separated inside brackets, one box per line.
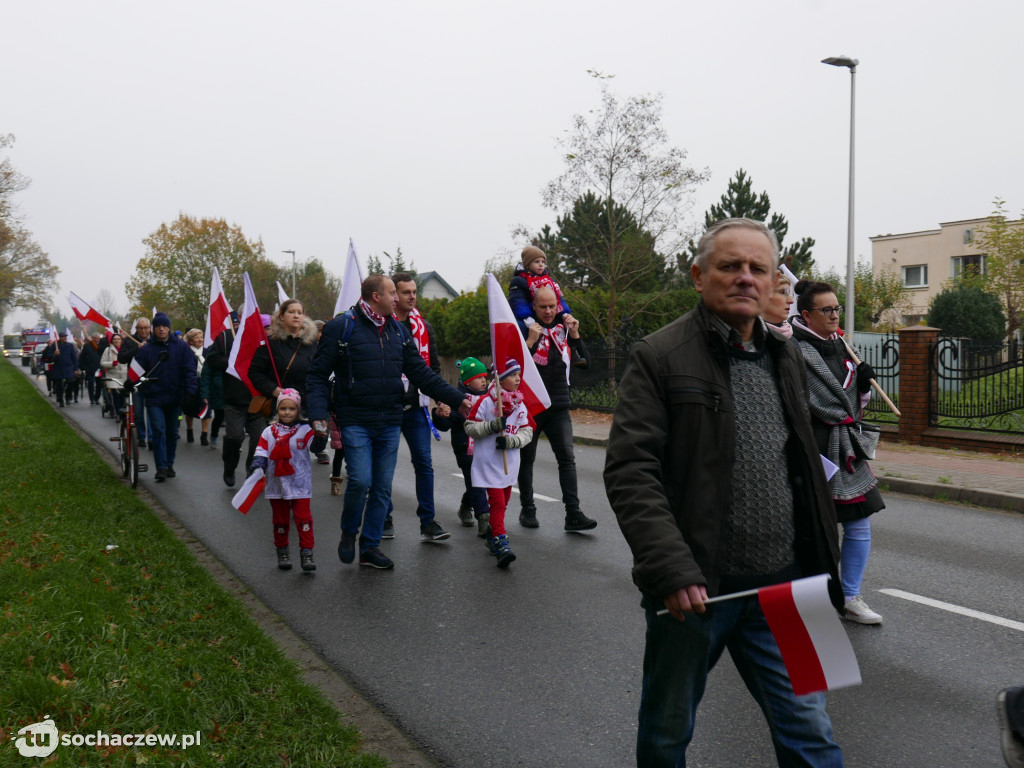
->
[855, 331, 901, 424]
[930, 336, 1024, 432]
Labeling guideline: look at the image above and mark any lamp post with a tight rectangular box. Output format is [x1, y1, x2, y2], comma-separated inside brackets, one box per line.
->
[822, 55, 858, 339]
[281, 250, 296, 298]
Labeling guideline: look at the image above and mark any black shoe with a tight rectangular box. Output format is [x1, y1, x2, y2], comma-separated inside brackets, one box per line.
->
[381, 516, 395, 540]
[338, 532, 356, 563]
[457, 503, 474, 527]
[359, 548, 394, 569]
[165, 466, 176, 478]
[420, 521, 451, 542]
[564, 510, 598, 532]
[155, 467, 168, 482]
[223, 467, 236, 487]
[277, 548, 292, 571]
[200, 432, 209, 447]
[186, 428, 195, 443]
[519, 507, 539, 528]
[316, 452, 330, 465]
[300, 549, 316, 571]
[493, 534, 516, 569]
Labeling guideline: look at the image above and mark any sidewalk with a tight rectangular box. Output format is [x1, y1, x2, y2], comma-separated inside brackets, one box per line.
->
[571, 410, 1024, 514]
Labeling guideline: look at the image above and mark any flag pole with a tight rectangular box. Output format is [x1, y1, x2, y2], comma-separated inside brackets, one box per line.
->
[840, 336, 901, 416]
[654, 575, 834, 616]
[493, 367, 508, 474]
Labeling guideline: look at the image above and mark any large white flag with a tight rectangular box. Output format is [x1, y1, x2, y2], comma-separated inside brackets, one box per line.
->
[485, 273, 550, 426]
[333, 239, 364, 317]
[276, 281, 290, 306]
[205, 267, 233, 348]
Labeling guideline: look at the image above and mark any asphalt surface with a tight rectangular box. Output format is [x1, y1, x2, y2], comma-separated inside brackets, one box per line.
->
[22, 367, 1024, 768]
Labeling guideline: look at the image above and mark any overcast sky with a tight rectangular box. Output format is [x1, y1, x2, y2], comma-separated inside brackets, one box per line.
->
[4, 0, 1022, 332]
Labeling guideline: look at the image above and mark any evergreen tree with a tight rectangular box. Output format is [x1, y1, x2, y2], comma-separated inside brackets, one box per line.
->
[685, 168, 816, 275]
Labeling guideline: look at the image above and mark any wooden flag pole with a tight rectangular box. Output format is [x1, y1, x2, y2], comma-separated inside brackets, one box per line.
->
[840, 336, 901, 417]
[493, 371, 509, 474]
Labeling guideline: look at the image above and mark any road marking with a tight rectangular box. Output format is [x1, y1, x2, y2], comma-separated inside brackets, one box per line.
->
[879, 589, 1024, 632]
[449, 473, 558, 503]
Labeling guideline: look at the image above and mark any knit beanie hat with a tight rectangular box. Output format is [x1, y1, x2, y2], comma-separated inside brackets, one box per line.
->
[152, 312, 171, 328]
[499, 358, 522, 380]
[277, 388, 301, 409]
[456, 357, 488, 384]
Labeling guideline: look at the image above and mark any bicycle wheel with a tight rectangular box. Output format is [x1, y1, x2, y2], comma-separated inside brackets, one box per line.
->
[119, 419, 131, 477]
[129, 425, 139, 488]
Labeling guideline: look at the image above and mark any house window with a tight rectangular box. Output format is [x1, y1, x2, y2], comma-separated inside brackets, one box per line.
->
[951, 254, 986, 279]
[963, 229, 974, 244]
[903, 264, 928, 288]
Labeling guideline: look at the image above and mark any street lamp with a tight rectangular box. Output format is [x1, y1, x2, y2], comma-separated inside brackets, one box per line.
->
[281, 250, 296, 298]
[822, 55, 858, 339]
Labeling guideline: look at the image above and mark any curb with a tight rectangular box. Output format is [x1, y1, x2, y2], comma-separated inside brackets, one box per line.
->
[573, 430, 1024, 516]
[878, 477, 1024, 515]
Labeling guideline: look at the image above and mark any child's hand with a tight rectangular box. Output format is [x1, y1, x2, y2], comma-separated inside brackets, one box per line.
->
[436, 402, 451, 418]
[250, 456, 268, 473]
[495, 435, 508, 449]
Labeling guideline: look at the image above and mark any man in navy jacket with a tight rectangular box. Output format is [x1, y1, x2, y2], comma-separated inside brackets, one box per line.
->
[134, 312, 198, 482]
[306, 275, 471, 570]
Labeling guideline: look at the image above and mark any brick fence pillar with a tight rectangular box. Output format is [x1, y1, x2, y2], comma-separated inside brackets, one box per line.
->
[897, 326, 939, 445]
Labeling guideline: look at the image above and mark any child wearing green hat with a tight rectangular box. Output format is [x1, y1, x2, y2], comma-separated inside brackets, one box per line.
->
[432, 357, 491, 536]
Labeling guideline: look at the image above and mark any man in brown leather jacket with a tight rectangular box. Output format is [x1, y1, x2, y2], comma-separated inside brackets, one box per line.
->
[604, 217, 844, 768]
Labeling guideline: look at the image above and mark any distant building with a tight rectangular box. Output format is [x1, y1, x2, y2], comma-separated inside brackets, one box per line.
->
[870, 217, 1022, 326]
[416, 271, 460, 301]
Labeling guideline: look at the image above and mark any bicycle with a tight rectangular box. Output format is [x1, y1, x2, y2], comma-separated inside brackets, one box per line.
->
[107, 350, 171, 487]
[108, 376, 152, 488]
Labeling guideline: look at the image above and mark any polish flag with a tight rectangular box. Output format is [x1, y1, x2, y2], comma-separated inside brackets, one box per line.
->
[68, 292, 114, 333]
[127, 357, 146, 384]
[49, 327, 59, 343]
[205, 267, 233, 348]
[226, 272, 268, 397]
[758, 574, 862, 696]
[485, 273, 550, 425]
[333, 239, 364, 317]
[231, 468, 266, 514]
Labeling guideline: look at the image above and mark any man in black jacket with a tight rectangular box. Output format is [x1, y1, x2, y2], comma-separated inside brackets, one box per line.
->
[381, 272, 451, 542]
[604, 218, 843, 768]
[203, 312, 263, 487]
[306, 276, 470, 570]
[517, 286, 596, 532]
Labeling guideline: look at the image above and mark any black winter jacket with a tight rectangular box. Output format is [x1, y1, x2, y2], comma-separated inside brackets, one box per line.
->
[431, 381, 477, 455]
[305, 305, 465, 428]
[603, 302, 843, 610]
[203, 328, 254, 408]
[248, 316, 318, 402]
[524, 319, 588, 410]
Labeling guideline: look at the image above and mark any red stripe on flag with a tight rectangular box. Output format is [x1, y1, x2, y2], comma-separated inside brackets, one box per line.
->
[127, 357, 145, 384]
[231, 470, 266, 514]
[758, 581, 828, 696]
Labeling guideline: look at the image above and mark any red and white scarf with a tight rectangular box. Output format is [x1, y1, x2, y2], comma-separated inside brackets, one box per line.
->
[397, 307, 432, 407]
[360, 298, 386, 328]
[532, 322, 572, 385]
[268, 422, 300, 476]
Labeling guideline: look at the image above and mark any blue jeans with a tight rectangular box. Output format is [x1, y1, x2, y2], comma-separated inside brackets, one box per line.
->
[147, 403, 181, 470]
[386, 408, 435, 525]
[340, 424, 401, 551]
[840, 518, 872, 599]
[637, 594, 843, 768]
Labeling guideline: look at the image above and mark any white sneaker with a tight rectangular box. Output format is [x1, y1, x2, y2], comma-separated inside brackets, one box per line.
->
[843, 595, 883, 625]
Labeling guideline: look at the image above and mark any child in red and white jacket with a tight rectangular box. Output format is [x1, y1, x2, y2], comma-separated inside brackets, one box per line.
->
[250, 388, 324, 572]
[463, 359, 533, 568]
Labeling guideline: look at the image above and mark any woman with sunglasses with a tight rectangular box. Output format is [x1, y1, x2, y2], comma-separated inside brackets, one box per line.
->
[792, 279, 885, 625]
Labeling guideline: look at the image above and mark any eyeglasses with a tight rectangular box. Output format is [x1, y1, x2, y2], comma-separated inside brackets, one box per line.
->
[811, 305, 843, 317]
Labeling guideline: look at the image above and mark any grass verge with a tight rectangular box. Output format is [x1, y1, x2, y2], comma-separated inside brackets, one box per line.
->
[0, 360, 385, 767]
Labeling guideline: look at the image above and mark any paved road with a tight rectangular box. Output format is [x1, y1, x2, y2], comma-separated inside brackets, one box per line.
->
[26, 369, 1024, 767]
